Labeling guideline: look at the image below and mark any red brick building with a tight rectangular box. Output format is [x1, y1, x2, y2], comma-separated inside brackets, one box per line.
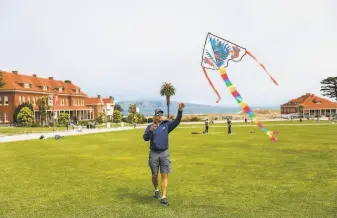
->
[281, 93, 337, 117]
[0, 70, 95, 124]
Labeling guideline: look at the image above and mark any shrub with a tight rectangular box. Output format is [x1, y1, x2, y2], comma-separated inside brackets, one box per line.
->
[17, 107, 34, 127]
[113, 110, 123, 123]
[78, 120, 89, 126]
[189, 116, 200, 122]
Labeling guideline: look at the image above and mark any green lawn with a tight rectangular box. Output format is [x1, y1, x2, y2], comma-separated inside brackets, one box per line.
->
[1, 124, 337, 217]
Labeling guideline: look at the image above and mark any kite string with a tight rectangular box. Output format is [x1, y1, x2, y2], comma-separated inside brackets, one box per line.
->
[246, 50, 279, 86]
[218, 67, 278, 142]
[202, 67, 221, 103]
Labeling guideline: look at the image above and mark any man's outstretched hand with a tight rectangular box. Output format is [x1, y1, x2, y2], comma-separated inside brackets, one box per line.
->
[178, 103, 185, 111]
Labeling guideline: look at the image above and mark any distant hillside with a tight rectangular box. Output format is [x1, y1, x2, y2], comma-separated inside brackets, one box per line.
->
[115, 100, 279, 116]
[116, 100, 215, 109]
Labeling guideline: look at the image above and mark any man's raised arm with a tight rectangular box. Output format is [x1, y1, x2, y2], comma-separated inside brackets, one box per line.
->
[168, 103, 185, 133]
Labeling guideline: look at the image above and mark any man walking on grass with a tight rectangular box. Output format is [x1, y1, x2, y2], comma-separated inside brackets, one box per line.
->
[143, 103, 185, 205]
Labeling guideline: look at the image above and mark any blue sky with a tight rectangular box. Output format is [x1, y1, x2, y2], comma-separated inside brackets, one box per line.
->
[1, 0, 336, 106]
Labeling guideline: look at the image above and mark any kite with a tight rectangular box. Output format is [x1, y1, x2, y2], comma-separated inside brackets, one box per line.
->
[201, 32, 279, 142]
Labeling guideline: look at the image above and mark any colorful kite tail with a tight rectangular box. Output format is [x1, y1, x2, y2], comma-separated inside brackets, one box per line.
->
[202, 67, 221, 103]
[218, 67, 278, 142]
[246, 50, 279, 86]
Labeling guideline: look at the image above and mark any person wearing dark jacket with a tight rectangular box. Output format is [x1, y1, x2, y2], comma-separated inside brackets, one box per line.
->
[204, 119, 209, 133]
[227, 118, 232, 134]
[143, 103, 185, 205]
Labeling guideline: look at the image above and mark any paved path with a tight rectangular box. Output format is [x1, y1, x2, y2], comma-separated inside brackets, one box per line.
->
[0, 126, 135, 143]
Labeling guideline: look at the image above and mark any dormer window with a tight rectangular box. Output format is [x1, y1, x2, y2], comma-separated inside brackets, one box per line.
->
[75, 89, 79, 93]
[42, 86, 47, 91]
[59, 87, 63, 92]
[24, 83, 30, 88]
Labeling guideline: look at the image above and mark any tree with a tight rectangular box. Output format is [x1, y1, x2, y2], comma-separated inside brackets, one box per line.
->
[14, 102, 34, 123]
[320, 77, 337, 101]
[127, 112, 135, 124]
[17, 107, 34, 127]
[113, 110, 123, 123]
[0, 71, 7, 88]
[160, 82, 176, 119]
[114, 104, 124, 112]
[64, 80, 72, 84]
[58, 112, 70, 127]
[96, 112, 106, 124]
[135, 113, 143, 124]
[36, 96, 50, 126]
[128, 104, 137, 114]
[298, 104, 304, 118]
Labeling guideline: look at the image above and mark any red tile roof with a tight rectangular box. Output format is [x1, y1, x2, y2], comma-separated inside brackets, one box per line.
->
[282, 93, 337, 109]
[85, 97, 113, 105]
[0, 71, 87, 97]
[103, 98, 113, 104]
[85, 98, 103, 105]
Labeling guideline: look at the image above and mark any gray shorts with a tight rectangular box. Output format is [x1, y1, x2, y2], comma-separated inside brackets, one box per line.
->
[148, 149, 171, 175]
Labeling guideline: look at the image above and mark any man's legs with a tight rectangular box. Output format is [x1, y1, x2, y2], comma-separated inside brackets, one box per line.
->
[149, 151, 160, 199]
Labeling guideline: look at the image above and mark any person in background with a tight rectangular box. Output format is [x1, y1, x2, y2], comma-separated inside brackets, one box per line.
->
[227, 118, 232, 134]
[204, 119, 209, 134]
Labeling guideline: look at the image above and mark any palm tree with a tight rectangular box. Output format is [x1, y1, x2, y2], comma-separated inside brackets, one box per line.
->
[160, 82, 176, 119]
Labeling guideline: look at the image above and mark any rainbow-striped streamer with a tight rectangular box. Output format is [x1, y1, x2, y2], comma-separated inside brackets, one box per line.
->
[219, 67, 278, 142]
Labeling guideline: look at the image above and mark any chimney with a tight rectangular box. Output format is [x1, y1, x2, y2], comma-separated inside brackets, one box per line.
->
[12, 71, 18, 75]
[48, 77, 53, 80]
[33, 74, 37, 77]
[98, 95, 101, 99]
[109, 96, 113, 99]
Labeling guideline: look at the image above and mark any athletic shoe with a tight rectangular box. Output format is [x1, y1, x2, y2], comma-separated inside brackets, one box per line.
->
[154, 190, 160, 199]
[160, 197, 169, 205]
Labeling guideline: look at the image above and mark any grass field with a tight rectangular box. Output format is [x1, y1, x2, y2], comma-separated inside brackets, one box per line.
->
[1, 123, 337, 217]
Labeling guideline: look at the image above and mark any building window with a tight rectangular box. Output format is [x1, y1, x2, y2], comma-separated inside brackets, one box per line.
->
[5, 112, 9, 122]
[43, 86, 47, 90]
[22, 96, 25, 103]
[59, 87, 63, 92]
[0, 112, 2, 122]
[33, 97, 36, 105]
[0, 96, 2, 105]
[19, 96, 22, 105]
[65, 99, 68, 106]
[4, 96, 8, 105]
[24, 83, 30, 88]
[28, 96, 31, 103]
